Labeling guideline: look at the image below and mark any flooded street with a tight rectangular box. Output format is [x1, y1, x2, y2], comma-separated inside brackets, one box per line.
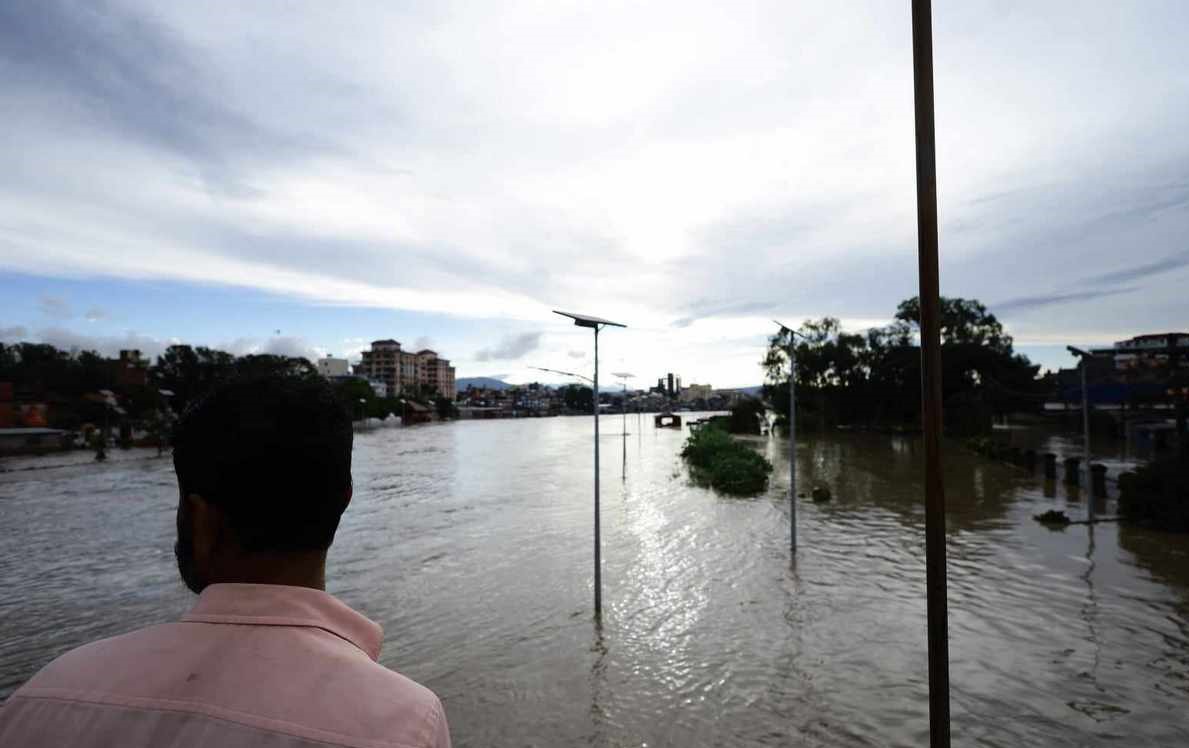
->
[2, 416, 1187, 746]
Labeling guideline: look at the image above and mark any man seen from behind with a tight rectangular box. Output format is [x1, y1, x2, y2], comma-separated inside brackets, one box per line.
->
[0, 375, 451, 748]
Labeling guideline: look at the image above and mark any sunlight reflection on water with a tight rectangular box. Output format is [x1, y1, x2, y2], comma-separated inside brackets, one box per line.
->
[2, 416, 1187, 746]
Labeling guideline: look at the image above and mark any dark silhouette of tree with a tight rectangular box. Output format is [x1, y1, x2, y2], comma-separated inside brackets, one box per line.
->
[762, 297, 1045, 434]
[560, 384, 593, 412]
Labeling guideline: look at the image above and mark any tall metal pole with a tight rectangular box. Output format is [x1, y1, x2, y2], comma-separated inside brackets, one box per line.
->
[622, 383, 628, 479]
[789, 339, 797, 553]
[593, 325, 602, 619]
[911, 1, 951, 745]
[1081, 361, 1093, 520]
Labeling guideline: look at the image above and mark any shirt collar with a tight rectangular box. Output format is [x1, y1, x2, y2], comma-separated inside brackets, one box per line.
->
[182, 583, 383, 661]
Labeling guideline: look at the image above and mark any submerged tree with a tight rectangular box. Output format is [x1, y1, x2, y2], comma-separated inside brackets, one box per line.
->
[762, 297, 1045, 434]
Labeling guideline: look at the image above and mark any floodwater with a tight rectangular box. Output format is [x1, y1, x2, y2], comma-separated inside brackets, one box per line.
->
[2, 415, 1187, 746]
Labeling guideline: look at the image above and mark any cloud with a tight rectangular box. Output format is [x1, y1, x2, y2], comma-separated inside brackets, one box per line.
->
[413, 336, 435, 351]
[567, 350, 586, 359]
[671, 299, 782, 329]
[1077, 250, 1189, 287]
[38, 295, 72, 320]
[1, 1, 1188, 386]
[475, 332, 543, 362]
[33, 326, 167, 358]
[84, 307, 108, 322]
[0, 325, 29, 341]
[0, 0, 326, 194]
[219, 335, 322, 361]
[994, 286, 1139, 313]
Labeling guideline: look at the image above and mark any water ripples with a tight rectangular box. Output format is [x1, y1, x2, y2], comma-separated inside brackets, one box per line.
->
[2, 420, 1188, 745]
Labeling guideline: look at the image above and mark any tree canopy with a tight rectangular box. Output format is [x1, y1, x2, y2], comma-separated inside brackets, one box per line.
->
[762, 297, 1044, 434]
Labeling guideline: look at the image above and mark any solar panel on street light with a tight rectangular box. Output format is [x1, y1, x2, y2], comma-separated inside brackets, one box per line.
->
[553, 310, 626, 329]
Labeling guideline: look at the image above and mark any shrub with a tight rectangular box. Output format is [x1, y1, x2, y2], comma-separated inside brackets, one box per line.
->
[725, 398, 765, 435]
[1118, 457, 1189, 532]
[681, 425, 773, 496]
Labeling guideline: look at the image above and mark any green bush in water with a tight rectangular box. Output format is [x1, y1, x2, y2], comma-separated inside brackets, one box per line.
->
[681, 425, 773, 496]
[1118, 456, 1189, 532]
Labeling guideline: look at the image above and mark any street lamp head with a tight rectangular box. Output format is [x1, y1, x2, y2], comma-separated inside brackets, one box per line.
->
[553, 310, 626, 329]
[531, 365, 593, 384]
[773, 320, 803, 340]
[1066, 345, 1093, 358]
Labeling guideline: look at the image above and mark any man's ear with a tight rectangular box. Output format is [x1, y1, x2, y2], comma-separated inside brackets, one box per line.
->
[187, 493, 228, 567]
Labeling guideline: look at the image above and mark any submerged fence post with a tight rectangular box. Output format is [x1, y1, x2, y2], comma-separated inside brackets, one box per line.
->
[910, 1, 951, 746]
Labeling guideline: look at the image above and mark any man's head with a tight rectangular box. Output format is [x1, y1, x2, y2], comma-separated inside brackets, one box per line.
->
[172, 374, 353, 593]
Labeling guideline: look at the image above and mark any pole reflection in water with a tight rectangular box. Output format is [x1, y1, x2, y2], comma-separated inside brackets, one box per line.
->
[589, 622, 608, 745]
[1, 420, 1187, 746]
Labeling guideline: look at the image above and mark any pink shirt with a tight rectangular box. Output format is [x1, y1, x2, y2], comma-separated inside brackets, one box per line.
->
[0, 583, 451, 748]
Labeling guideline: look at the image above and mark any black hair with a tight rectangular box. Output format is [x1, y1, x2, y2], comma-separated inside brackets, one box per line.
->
[172, 374, 354, 553]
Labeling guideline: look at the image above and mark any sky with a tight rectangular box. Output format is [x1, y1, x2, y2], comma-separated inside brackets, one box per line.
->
[1, 1, 1187, 388]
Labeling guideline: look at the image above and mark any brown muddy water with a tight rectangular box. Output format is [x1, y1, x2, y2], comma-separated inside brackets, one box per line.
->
[1, 415, 1186, 746]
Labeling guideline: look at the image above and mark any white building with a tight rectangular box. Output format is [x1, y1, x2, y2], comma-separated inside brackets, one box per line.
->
[317, 357, 350, 378]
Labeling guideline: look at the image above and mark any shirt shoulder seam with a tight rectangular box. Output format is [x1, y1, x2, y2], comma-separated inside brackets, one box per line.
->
[9, 688, 428, 748]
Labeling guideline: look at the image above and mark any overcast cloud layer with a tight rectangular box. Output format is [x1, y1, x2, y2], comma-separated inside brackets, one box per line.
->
[1, 1, 1187, 385]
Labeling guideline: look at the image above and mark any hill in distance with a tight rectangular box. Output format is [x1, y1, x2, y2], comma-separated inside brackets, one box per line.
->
[456, 376, 512, 391]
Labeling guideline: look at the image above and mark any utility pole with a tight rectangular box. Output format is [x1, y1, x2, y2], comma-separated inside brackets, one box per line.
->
[911, 2, 951, 744]
[774, 322, 799, 553]
[1067, 346, 1098, 522]
[613, 372, 634, 480]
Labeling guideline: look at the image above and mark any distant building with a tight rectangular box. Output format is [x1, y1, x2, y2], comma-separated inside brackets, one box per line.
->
[356, 340, 403, 396]
[667, 373, 675, 397]
[679, 383, 713, 403]
[1092, 332, 1189, 376]
[355, 339, 456, 398]
[415, 350, 456, 400]
[317, 357, 350, 378]
[113, 349, 148, 389]
[1055, 332, 1189, 405]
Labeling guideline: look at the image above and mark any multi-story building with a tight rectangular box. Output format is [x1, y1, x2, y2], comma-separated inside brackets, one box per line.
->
[412, 349, 456, 399]
[1092, 332, 1189, 376]
[316, 357, 349, 378]
[356, 340, 403, 396]
[355, 340, 456, 399]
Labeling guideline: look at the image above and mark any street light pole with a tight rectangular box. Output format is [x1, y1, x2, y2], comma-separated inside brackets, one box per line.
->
[911, 2, 951, 744]
[592, 325, 601, 616]
[552, 311, 626, 621]
[612, 372, 634, 480]
[774, 321, 799, 553]
[1067, 346, 1097, 522]
[623, 385, 627, 478]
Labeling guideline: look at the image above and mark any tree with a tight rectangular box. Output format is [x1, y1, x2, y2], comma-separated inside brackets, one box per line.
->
[763, 317, 875, 430]
[561, 384, 593, 412]
[761, 298, 1045, 433]
[434, 396, 459, 420]
[894, 296, 1013, 355]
